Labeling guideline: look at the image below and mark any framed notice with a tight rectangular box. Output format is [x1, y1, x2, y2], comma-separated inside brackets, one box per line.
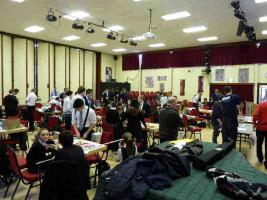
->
[215, 69, 225, 81]
[258, 84, 267, 103]
[105, 67, 112, 82]
[239, 68, 249, 83]
[145, 76, 155, 88]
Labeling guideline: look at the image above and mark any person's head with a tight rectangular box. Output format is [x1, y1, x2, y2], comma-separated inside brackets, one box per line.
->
[138, 95, 144, 103]
[130, 98, 139, 109]
[14, 88, 19, 95]
[30, 88, 35, 93]
[223, 86, 232, 95]
[9, 89, 14, 95]
[167, 97, 178, 108]
[86, 89, 93, 97]
[215, 89, 219, 93]
[66, 90, 73, 97]
[204, 98, 208, 102]
[73, 98, 85, 111]
[122, 132, 134, 146]
[58, 130, 74, 148]
[110, 101, 116, 108]
[53, 86, 57, 90]
[64, 87, 69, 92]
[198, 92, 203, 96]
[38, 129, 50, 143]
[105, 89, 109, 93]
[77, 86, 86, 96]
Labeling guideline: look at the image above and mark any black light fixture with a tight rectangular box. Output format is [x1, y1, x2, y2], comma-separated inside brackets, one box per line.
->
[86, 27, 95, 33]
[46, 9, 57, 22]
[120, 36, 128, 43]
[72, 21, 84, 30]
[107, 32, 116, 40]
[231, 0, 240, 10]
[234, 10, 246, 21]
[129, 40, 137, 46]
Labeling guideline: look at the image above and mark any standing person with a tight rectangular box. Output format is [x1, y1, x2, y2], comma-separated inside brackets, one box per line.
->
[50, 86, 59, 98]
[72, 98, 96, 140]
[159, 97, 184, 143]
[211, 99, 222, 143]
[26, 89, 37, 132]
[70, 86, 86, 112]
[192, 92, 202, 109]
[106, 101, 120, 125]
[212, 89, 220, 102]
[3, 89, 19, 117]
[120, 88, 128, 104]
[221, 86, 240, 148]
[160, 92, 168, 108]
[63, 91, 73, 130]
[101, 89, 111, 106]
[253, 101, 267, 169]
[123, 99, 147, 150]
[83, 89, 95, 110]
[138, 95, 151, 118]
[59, 87, 69, 100]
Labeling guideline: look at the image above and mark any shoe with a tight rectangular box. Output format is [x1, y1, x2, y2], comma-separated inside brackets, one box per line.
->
[264, 161, 267, 169]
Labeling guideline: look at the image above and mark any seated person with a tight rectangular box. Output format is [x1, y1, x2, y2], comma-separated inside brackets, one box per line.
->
[55, 130, 89, 189]
[106, 101, 120, 125]
[117, 132, 138, 162]
[49, 96, 62, 110]
[26, 129, 55, 174]
[202, 98, 209, 107]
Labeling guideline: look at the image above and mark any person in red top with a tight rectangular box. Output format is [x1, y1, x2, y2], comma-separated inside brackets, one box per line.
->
[253, 101, 267, 169]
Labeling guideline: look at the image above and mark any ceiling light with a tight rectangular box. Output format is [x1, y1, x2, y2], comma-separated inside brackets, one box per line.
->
[131, 36, 146, 41]
[62, 35, 80, 41]
[90, 43, 107, 47]
[183, 26, 207, 33]
[69, 11, 89, 19]
[197, 36, 218, 42]
[255, 0, 267, 3]
[103, 25, 124, 32]
[63, 15, 76, 21]
[107, 32, 116, 40]
[46, 9, 57, 22]
[129, 40, 137, 46]
[149, 43, 165, 48]
[72, 21, 84, 30]
[120, 37, 128, 44]
[262, 30, 267, 35]
[86, 27, 95, 33]
[24, 25, 45, 33]
[133, 0, 142, 1]
[161, 11, 191, 21]
[112, 48, 127, 52]
[12, 0, 25, 2]
[259, 16, 267, 22]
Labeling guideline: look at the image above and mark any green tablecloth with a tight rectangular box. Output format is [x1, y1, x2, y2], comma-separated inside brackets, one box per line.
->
[146, 142, 267, 200]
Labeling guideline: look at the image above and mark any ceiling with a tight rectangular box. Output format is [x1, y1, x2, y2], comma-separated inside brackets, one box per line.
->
[1, 0, 267, 54]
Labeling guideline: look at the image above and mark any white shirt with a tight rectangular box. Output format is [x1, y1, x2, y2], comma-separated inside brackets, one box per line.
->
[139, 102, 144, 110]
[70, 94, 85, 112]
[49, 99, 61, 107]
[192, 95, 200, 104]
[26, 92, 37, 106]
[63, 96, 72, 114]
[72, 106, 96, 129]
[160, 96, 168, 107]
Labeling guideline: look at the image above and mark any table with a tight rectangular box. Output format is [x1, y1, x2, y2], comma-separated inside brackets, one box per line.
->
[237, 123, 254, 151]
[36, 108, 62, 115]
[198, 108, 212, 114]
[0, 126, 28, 135]
[146, 142, 267, 200]
[239, 116, 253, 124]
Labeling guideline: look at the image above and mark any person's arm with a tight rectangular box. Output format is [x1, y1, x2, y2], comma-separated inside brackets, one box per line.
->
[82, 110, 96, 139]
[253, 105, 260, 126]
[139, 112, 147, 128]
[72, 110, 81, 138]
[175, 112, 184, 127]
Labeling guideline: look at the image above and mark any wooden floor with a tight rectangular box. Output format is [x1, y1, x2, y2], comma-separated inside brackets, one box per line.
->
[0, 128, 266, 200]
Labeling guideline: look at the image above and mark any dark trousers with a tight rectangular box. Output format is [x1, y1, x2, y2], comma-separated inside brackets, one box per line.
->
[27, 105, 35, 131]
[160, 137, 171, 143]
[212, 123, 221, 144]
[222, 117, 238, 148]
[256, 130, 267, 163]
[64, 114, 72, 130]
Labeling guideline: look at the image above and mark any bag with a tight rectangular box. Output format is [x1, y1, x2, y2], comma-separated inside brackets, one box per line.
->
[97, 160, 110, 179]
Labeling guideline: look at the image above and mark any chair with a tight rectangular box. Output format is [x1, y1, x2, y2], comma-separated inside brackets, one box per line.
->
[33, 110, 42, 128]
[4, 146, 40, 200]
[47, 116, 62, 132]
[35, 103, 43, 109]
[182, 115, 202, 141]
[203, 105, 210, 110]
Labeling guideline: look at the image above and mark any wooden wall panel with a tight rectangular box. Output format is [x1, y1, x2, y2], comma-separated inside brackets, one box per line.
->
[37, 43, 49, 102]
[70, 48, 79, 92]
[2, 35, 12, 98]
[84, 51, 94, 90]
[0, 35, 3, 104]
[27, 40, 34, 93]
[49, 44, 54, 95]
[55, 46, 66, 92]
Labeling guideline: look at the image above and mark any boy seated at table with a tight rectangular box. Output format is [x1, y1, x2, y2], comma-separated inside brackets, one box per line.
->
[55, 130, 89, 189]
[26, 129, 56, 174]
[117, 132, 138, 162]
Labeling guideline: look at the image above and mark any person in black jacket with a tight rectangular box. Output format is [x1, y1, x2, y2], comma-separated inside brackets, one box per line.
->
[55, 130, 89, 189]
[106, 101, 120, 125]
[138, 95, 151, 118]
[3, 89, 19, 117]
[26, 129, 55, 174]
[159, 97, 184, 143]
[211, 99, 222, 143]
[83, 89, 95, 110]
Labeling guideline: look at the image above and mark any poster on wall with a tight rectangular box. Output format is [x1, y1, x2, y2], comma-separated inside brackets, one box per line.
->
[105, 67, 112, 82]
[258, 85, 267, 103]
[238, 68, 249, 83]
[180, 80, 185, 96]
[160, 83, 165, 92]
[198, 76, 204, 93]
[215, 69, 225, 81]
[145, 76, 155, 88]
[157, 76, 167, 81]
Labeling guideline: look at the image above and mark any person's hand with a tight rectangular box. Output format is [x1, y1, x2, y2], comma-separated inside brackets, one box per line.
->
[82, 132, 88, 139]
[76, 133, 81, 139]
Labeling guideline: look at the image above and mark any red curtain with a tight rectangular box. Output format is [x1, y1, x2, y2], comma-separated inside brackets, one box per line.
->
[210, 84, 254, 102]
[180, 80, 185, 96]
[122, 42, 267, 70]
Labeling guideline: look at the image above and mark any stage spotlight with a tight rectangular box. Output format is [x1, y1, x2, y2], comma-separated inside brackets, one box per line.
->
[72, 21, 84, 30]
[231, 0, 240, 10]
[86, 27, 95, 33]
[47, 9, 57, 22]
[107, 32, 116, 40]
[129, 40, 137, 46]
[120, 36, 128, 43]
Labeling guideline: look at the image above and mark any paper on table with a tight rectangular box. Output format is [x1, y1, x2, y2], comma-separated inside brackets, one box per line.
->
[171, 141, 186, 150]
